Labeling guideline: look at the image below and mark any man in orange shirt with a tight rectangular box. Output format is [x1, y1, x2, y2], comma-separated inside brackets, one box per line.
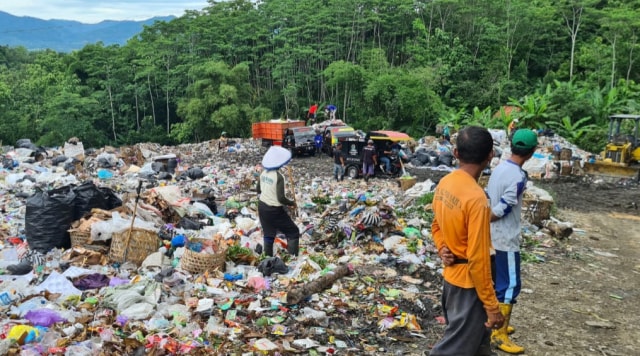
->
[429, 126, 505, 356]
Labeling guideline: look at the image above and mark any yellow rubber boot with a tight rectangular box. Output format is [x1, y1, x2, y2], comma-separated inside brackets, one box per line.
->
[507, 325, 515, 335]
[491, 303, 524, 354]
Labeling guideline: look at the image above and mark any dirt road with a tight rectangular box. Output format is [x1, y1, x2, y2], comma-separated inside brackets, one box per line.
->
[510, 180, 640, 356]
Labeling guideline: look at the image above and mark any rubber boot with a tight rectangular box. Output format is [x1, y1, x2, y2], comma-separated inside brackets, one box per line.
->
[263, 238, 274, 257]
[287, 238, 299, 256]
[491, 303, 524, 354]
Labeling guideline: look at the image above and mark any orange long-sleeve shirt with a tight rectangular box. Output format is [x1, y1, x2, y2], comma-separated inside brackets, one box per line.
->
[431, 169, 499, 314]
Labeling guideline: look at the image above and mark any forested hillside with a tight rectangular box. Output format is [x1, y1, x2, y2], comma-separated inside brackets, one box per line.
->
[0, 0, 638, 153]
[0, 11, 174, 52]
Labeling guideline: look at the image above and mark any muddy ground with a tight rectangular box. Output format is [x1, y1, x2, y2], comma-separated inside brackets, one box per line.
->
[291, 153, 640, 356]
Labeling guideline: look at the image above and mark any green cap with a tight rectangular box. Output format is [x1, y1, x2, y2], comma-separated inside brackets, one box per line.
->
[511, 130, 538, 149]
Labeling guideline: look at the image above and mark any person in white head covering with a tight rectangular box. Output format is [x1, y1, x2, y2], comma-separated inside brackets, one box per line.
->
[256, 146, 299, 256]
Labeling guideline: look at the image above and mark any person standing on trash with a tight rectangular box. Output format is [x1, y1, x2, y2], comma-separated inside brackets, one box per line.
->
[361, 139, 378, 182]
[307, 103, 318, 125]
[443, 124, 451, 143]
[333, 142, 345, 181]
[486, 129, 538, 355]
[507, 118, 518, 138]
[326, 104, 337, 121]
[257, 146, 300, 257]
[429, 126, 504, 356]
[218, 132, 228, 153]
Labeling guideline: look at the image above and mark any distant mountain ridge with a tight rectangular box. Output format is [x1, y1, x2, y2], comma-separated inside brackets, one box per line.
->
[0, 11, 174, 52]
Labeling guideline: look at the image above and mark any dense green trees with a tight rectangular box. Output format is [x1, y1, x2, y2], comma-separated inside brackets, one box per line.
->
[0, 0, 638, 153]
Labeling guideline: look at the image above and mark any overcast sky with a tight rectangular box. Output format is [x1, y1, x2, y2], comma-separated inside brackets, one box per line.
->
[2, 0, 210, 24]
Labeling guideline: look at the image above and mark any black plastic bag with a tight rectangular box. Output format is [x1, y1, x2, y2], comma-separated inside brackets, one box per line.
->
[152, 162, 165, 172]
[439, 151, 454, 166]
[200, 197, 218, 215]
[178, 217, 203, 230]
[257, 257, 289, 276]
[64, 162, 76, 173]
[157, 172, 172, 180]
[2, 156, 14, 169]
[187, 168, 205, 180]
[72, 181, 122, 220]
[16, 138, 37, 150]
[51, 155, 68, 166]
[25, 187, 76, 253]
[97, 157, 112, 168]
[166, 158, 177, 174]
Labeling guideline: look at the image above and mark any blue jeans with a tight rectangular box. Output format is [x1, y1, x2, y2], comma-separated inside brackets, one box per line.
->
[380, 156, 390, 172]
[333, 164, 344, 179]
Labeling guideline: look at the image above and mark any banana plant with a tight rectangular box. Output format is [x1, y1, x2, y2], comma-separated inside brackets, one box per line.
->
[508, 92, 553, 128]
[438, 108, 467, 132]
[545, 116, 600, 143]
[462, 106, 501, 128]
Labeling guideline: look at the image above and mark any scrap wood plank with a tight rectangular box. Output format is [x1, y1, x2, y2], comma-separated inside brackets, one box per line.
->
[608, 212, 640, 221]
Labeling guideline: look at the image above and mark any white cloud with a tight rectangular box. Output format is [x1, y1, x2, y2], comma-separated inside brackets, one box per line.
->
[2, 0, 209, 23]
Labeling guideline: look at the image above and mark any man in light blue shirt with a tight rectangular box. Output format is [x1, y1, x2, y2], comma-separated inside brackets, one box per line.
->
[486, 129, 538, 354]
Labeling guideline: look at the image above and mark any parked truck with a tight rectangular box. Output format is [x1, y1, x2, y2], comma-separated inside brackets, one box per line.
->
[252, 120, 306, 147]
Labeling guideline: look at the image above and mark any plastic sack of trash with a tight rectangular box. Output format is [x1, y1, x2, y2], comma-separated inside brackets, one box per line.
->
[64, 340, 100, 356]
[90, 212, 131, 241]
[4, 173, 27, 186]
[72, 181, 122, 220]
[25, 186, 76, 253]
[25, 309, 67, 327]
[120, 302, 155, 320]
[187, 167, 205, 180]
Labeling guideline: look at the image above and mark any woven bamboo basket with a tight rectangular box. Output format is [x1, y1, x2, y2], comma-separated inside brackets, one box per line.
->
[398, 177, 417, 191]
[521, 198, 553, 226]
[69, 229, 91, 247]
[109, 228, 159, 266]
[180, 244, 226, 274]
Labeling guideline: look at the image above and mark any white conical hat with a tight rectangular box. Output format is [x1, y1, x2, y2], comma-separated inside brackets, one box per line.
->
[261, 146, 292, 170]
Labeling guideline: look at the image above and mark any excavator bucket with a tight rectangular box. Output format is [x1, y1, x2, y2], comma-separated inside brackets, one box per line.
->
[583, 161, 640, 181]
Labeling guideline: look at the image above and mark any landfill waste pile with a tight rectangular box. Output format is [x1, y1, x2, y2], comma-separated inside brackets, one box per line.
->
[0, 132, 583, 355]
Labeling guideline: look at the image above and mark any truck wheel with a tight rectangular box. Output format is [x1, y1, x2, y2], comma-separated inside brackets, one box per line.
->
[346, 166, 359, 179]
[288, 147, 295, 158]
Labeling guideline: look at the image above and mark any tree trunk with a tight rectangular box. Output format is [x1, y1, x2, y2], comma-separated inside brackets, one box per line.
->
[166, 63, 170, 135]
[342, 82, 348, 123]
[134, 91, 140, 131]
[107, 84, 117, 142]
[627, 39, 636, 82]
[564, 6, 583, 81]
[147, 73, 156, 125]
[286, 264, 353, 305]
[610, 34, 616, 88]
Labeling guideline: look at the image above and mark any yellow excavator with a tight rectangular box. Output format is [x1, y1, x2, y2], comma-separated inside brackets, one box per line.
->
[583, 114, 640, 181]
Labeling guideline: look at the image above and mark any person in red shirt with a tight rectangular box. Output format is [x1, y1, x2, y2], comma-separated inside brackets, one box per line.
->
[307, 103, 318, 125]
[429, 126, 505, 356]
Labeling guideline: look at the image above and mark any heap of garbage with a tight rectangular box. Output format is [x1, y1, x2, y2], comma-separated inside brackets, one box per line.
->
[407, 128, 600, 183]
[0, 133, 570, 355]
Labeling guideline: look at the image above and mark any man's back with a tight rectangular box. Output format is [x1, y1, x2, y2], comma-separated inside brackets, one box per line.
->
[432, 170, 493, 292]
[361, 145, 376, 164]
[487, 161, 527, 252]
